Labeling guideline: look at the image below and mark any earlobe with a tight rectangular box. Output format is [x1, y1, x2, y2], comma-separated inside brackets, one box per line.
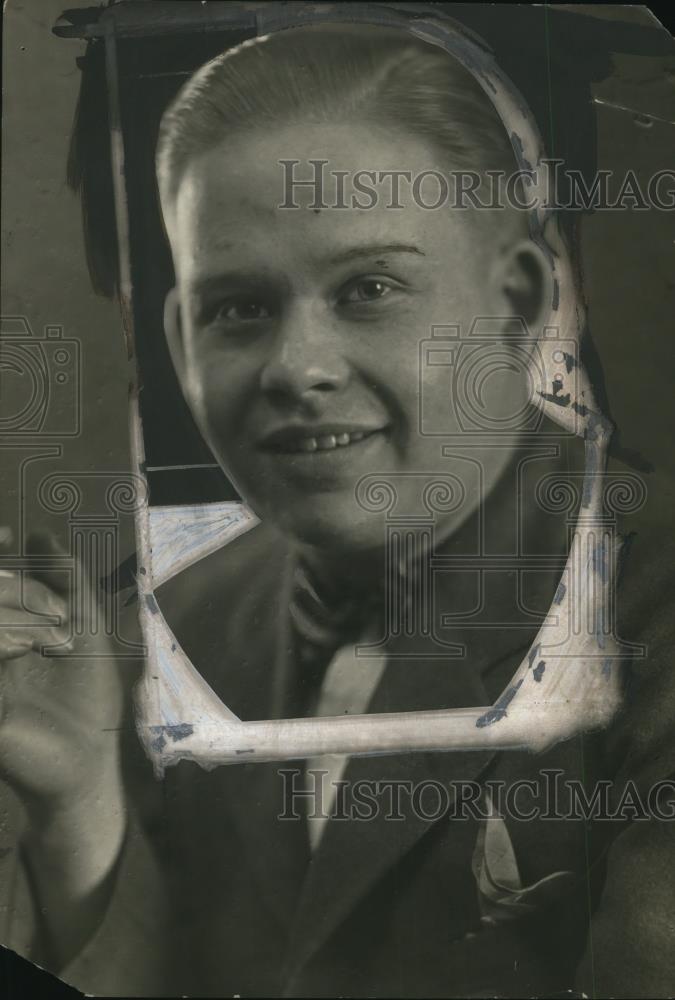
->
[499, 239, 554, 333]
[164, 287, 187, 383]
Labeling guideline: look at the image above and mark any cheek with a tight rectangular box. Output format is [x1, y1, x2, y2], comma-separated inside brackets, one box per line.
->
[481, 364, 532, 426]
[418, 363, 462, 438]
[398, 277, 498, 438]
[369, 304, 442, 424]
[456, 344, 532, 431]
[184, 343, 253, 440]
[417, 342, 533, 439]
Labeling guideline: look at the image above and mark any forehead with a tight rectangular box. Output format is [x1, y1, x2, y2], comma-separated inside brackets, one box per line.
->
[168, 122, 490, 281]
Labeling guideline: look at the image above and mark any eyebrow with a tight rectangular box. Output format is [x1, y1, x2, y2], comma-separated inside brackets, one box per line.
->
[188, 271, 279, 302]
[325, 243, 426, 265]
[187, 242, 426, 298]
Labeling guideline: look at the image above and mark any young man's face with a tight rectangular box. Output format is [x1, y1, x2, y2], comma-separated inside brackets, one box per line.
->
[165, 122, 542, 554]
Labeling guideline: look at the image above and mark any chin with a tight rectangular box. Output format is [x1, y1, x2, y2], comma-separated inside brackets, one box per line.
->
[271, 503, 387, 556]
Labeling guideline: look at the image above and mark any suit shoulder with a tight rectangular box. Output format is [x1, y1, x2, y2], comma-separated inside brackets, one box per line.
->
[608, 529, 675, 786]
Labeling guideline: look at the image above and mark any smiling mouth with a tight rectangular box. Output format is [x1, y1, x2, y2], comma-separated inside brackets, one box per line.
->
[263, 428, 386, 455]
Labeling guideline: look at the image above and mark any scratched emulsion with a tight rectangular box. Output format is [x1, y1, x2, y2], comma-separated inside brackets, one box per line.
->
[476, 680, 524, 728]
[148, 501, 256, 589]
[149, 723, 195, 754]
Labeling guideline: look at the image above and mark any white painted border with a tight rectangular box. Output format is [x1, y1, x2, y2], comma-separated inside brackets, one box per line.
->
[103, 4, 625, 774]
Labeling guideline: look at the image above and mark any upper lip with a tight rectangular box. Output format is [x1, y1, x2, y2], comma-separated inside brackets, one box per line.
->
[259, 423, 387, 451]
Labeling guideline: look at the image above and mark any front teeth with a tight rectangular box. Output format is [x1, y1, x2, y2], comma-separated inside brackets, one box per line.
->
[293, 430, 371, 454]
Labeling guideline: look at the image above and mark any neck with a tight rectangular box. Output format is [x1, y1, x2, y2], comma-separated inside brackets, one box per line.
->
[295, 522, 450, 603]
[296, 540, 388, 598]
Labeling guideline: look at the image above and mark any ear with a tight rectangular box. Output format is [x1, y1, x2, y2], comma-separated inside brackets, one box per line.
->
[163, 287, 188, 389]
[493, 238, 554, 334]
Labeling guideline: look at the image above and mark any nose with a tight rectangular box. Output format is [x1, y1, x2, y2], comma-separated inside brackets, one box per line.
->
[259, 300, 350, 407]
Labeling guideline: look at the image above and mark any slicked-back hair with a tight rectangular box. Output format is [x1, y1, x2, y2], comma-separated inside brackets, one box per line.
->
[156, 22, 518, 212]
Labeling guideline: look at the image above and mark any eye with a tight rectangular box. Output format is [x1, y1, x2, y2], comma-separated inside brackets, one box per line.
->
[213, 297, 274, 324]
[337, 277, 396, 306]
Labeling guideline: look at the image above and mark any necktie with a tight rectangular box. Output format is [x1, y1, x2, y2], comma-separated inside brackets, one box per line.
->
[287, 558, 383, 718]
[287, 559, 387, 850]
[303, 625, 387, 850]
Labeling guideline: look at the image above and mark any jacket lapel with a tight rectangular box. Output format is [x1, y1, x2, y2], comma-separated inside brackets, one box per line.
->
[221, 758, 311, 930]
[283, 624, 500, 980]
[212, 546, 312, 930]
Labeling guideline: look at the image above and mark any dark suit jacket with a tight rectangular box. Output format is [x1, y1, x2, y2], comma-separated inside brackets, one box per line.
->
[51, 458, 675, 998]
